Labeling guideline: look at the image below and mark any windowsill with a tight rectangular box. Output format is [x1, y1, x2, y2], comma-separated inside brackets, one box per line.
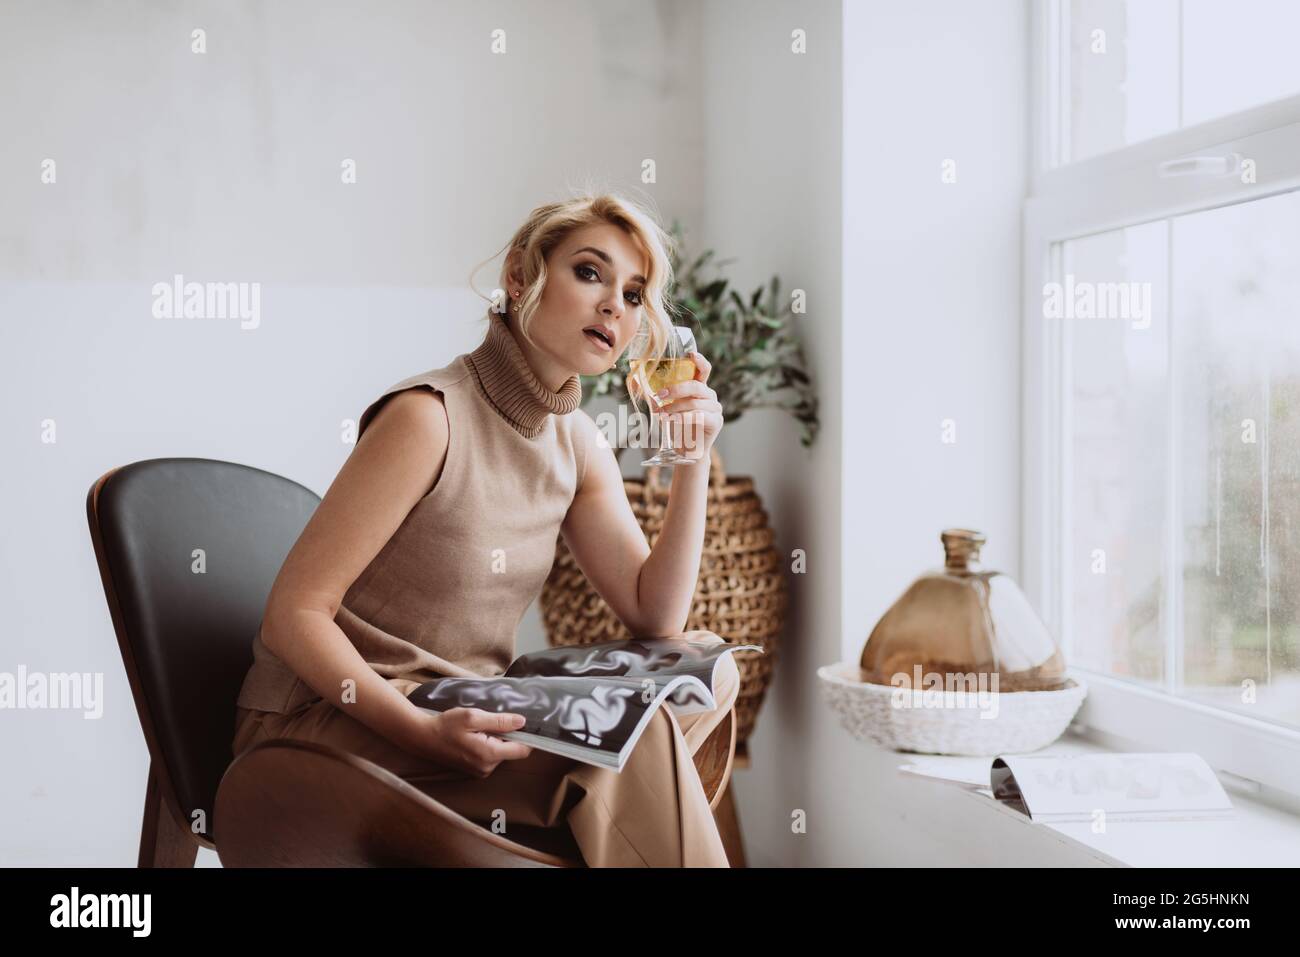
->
[901, 731, 1300, 867]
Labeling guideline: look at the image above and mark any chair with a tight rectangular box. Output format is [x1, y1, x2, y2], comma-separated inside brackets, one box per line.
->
[86, 457, 738, 868]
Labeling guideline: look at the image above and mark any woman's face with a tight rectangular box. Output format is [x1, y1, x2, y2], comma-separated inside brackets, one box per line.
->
[513, 222, 648, 385]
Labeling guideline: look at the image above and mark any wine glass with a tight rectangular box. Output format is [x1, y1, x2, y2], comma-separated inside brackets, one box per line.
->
[626, 324, 701, 467]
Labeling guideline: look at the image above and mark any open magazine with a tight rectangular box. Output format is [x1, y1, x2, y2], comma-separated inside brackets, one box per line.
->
[406, 635, 762, 772]
[898, 752, 1234, 823]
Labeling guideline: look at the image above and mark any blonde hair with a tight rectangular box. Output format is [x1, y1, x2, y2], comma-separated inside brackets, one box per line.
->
[470, 191, 677, 408]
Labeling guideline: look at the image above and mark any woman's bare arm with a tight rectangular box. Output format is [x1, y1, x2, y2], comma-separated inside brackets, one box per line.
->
[561, 353, 724, 638]
[559, 423, 654, 633]
[258, 388, 450, 750]
[559, 411, 712, 637]
[257, 386, 533, 776]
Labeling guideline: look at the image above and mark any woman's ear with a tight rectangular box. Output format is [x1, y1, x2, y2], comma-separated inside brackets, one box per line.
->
[503, 249, 525, 296]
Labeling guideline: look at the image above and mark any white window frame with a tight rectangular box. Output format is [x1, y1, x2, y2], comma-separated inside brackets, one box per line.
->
[1024, 1, 1300, 803]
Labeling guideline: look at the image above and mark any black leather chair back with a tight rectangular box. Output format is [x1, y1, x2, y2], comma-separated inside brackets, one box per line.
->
[86, 458, 319, 840]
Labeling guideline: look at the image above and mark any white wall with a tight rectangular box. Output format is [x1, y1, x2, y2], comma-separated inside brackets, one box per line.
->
[695, 0, 843, 868]
[827, 0, 1093, 866]
[0, 0, 709, 867]
[692, 0, 1060, 868]
[2, 0, 1099, 868]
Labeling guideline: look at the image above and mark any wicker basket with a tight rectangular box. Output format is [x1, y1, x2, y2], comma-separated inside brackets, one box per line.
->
[539, 445, 783, 760]
[817, 661, 1087, 756]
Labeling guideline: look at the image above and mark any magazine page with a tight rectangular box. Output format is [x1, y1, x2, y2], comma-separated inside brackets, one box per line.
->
[504, 634, 761, 715]
[406, 673, 713, 773]
[990, 752, 1235, 823]
[660, 644, 762, 716]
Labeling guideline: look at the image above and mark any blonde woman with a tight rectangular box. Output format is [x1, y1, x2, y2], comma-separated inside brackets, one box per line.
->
[231, 193, 738, 867]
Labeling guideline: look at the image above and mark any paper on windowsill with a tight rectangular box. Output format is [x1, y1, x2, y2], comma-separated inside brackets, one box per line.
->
[900, 752, 1235, 822]
[898, 756, 995, 795]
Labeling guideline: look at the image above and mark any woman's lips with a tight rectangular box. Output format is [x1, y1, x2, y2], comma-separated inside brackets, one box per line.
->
[583, 328, 614, 352]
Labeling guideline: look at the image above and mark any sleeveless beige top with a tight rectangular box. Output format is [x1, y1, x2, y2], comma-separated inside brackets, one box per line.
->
[236, 311, 596, 714]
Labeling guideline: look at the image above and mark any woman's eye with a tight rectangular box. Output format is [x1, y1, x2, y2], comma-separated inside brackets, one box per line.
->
[577, 263, 641, 305]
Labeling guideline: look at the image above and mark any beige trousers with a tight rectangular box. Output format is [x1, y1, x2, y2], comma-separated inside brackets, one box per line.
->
[231, 639, 740, 868]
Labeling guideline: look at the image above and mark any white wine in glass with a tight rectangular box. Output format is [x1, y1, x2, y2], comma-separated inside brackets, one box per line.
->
[627, 326, 700, 467]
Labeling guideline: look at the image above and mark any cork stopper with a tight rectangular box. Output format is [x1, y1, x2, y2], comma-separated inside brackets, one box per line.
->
[941, 528, 986, 573]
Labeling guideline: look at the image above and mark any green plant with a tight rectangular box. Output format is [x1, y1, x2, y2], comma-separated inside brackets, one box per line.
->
[581, 220, 821, 449]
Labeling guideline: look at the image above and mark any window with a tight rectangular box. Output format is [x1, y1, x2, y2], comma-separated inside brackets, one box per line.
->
[1058, 0, 1300, 164]
[1026, 0, 1300, 801]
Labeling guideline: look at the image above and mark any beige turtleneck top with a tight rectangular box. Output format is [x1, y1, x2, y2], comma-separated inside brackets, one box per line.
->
[235, 311, 597, 714]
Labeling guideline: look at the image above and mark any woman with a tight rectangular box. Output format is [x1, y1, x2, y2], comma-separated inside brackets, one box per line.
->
[231, 192, 739, 867]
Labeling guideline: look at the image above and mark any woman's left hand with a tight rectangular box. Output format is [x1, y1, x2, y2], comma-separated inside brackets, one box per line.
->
[655, 351, 723, 461]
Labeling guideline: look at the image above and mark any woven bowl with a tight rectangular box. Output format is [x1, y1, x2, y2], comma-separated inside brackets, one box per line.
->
[817, 661, 1087, 756]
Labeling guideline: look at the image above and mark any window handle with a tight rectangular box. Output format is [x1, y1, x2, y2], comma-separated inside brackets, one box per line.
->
[1158, 152, 1242, 178]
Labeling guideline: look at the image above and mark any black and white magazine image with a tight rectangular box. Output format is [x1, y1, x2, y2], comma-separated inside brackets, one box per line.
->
[413, 676, 660, 754]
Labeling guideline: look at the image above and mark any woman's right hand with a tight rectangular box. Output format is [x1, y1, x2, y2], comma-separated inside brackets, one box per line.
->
[398, 707, 534, 778]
